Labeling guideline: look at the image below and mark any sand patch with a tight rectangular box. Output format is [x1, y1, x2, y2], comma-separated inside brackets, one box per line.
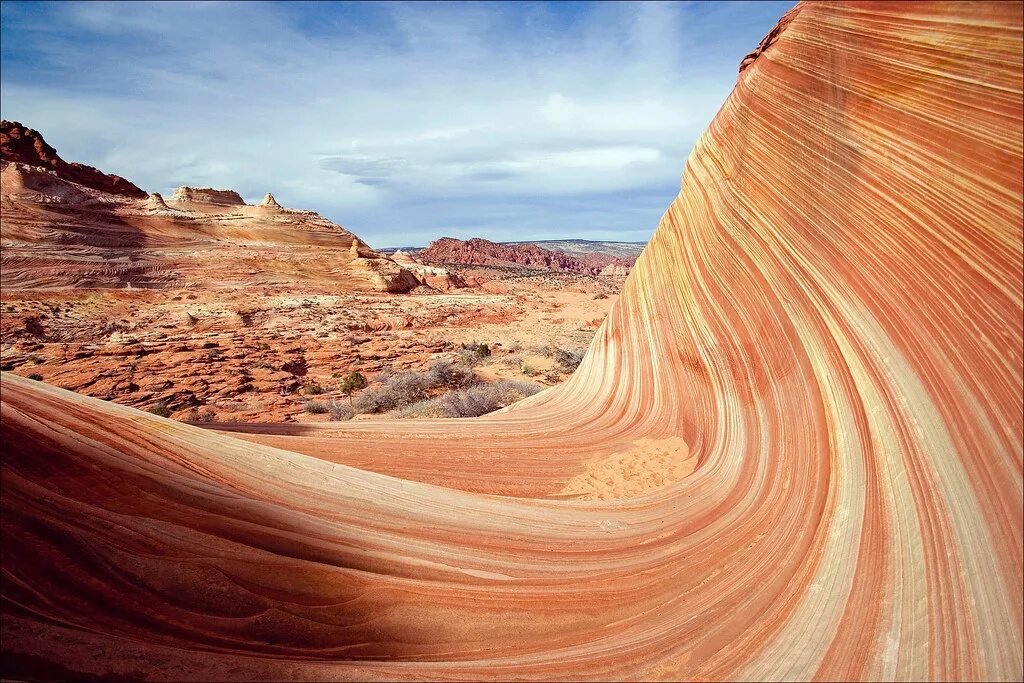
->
[559, 436, 695, 500]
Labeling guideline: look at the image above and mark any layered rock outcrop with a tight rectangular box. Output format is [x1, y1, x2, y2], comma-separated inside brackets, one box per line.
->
[1, 2, 1022, 681]
[392, 249, 468, 290]
[0, 120, 146, 198]
[419, 236, 633, 275]
[170, 186, 245, 206]
[0, 129, 417, 293]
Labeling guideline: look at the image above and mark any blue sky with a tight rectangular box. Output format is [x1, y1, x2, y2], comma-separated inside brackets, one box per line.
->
[1, 1, 792, 248]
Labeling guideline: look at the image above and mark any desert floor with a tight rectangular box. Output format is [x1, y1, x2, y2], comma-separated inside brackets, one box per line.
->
[0, 266, 622, 423]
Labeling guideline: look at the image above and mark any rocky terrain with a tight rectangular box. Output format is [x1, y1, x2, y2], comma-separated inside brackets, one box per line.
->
[0, 280, 616, 423]
[506, 238, 646, 261]
[1, 120, 145, 198]
[417, 236, 634, 275]
[2, 2, 1022, 682]
[0, 121, 624, 423]
[1, 120, 423, 293]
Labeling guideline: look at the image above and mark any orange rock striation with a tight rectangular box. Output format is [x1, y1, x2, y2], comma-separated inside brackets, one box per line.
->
[1, 2, 1022, 681]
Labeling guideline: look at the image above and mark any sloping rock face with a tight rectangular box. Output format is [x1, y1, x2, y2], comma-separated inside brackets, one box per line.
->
[0, 128, 417, 293]
[392, 249, 468, 290]
[419, 236, 632, 275]
[1, 2, 1022, 681]
[0, 120, 146, 198]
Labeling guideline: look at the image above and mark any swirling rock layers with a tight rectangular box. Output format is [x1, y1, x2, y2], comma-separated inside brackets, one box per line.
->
[1, 2, 1022, 681]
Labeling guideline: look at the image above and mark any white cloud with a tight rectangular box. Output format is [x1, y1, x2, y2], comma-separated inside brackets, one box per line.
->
[1, 0, 794, 246]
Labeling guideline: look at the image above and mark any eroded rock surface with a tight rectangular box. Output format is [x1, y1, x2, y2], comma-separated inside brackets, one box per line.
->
[1, 2, 1022, 681]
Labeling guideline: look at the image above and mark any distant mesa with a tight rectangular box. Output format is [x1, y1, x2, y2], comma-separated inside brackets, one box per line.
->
[418, 236, 634, 276]
[170, 186, 245, 206]
[0, 120, 146, 198]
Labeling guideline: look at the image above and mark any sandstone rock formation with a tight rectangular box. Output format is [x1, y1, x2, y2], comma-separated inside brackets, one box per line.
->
[0, 120, 146, 198]
[0, 128, 418, 293]
[419, 236, 633, 275]
[170, 186, 245, 206]
[1, 2, 1022, 681]
[392, 249, 468, 290]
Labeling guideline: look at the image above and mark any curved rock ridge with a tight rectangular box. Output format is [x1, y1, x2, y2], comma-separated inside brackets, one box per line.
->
[0, 120, 146, 198]
[1, 2, 1022, 681]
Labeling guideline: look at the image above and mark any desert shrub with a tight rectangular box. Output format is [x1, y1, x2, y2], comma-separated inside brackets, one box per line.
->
[187, 408, 217, 423]
[391, 398, 447, 419]
[553, 347, 585, 372]
[354, 371, 432, 414]
[437, 385, 500, 417]
[27, 373, 43, 381]
[301, 381, 325, 396]
[328, 401, 354, 421]
[304, 400, 330, 414]
[521, 361, 536, 376]
[148, 402, 172, 418]
[502, 354, 524, 369]
[440, 378, 544, 417]
[339, 371, 368, 401]
[458, 341, 491, 366]
[397, 380, 542, 418]
[458, 348, 481, 367]
[593, 292, 609, 300]
[426, 359, 476, 389]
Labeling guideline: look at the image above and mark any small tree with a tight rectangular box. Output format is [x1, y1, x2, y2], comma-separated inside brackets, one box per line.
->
[340, 371, 368, 408]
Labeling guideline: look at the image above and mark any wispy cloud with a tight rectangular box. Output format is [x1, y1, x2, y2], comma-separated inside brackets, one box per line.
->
[1, 0, 793, 247]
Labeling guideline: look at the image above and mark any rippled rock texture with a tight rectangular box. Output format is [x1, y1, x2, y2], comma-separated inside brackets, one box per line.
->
[1, 1, 1022, 680]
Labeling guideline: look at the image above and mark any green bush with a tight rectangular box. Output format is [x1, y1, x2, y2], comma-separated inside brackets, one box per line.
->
[301, 382, 325, 395]
[340, 371, 368, 397]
